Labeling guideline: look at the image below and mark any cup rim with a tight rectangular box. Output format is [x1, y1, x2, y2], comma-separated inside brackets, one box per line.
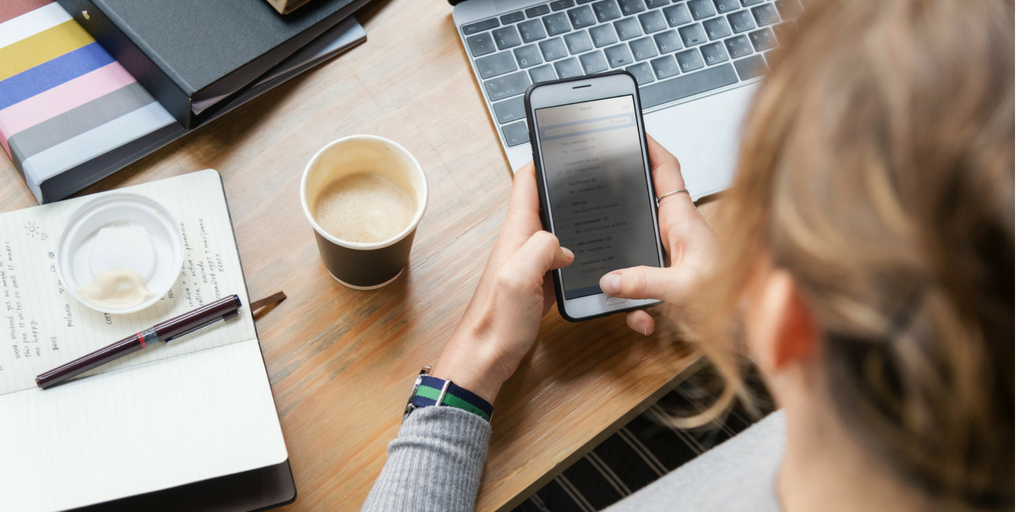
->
[56, 192, 184, 315]
[300, 135, 429, 250]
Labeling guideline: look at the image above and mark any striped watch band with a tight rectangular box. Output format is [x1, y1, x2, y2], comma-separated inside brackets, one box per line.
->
[405, 370, 494, 422]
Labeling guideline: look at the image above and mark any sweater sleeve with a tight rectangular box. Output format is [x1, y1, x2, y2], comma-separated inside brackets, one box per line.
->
[361, 406, 492, 512]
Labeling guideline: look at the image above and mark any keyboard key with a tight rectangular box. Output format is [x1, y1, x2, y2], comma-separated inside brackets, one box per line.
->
[724, 34, 753, 58]
[727, 10, 756, 32]
[502, 121, 530, 146]
[699, 41, 729, 65]
[675, 48, 704, 71]
[764, 49, 779, 67]
[592, 0, 621, 22]
[514, 44, 544, 67]
[773, 20, 796, 45]
[484, 71, 531, 101]
[650, 55, 680, 78]
[751, 3, 779, 25]
[493, 96, 527, 123]
[629, 37, 659, 60]
[638, 63, 738, 107]
[679, 24, 707, 46]
[654, 30, 684, 53]
[543, 12, 573, 35]
[530, 63, 558, 82]
[740, 0, 763, 5]
[580, 50, 610, 73]
[734, 53, 766, 79]
[551, 0, 575, 10]
[714, 0, 741, 13]
[626, 62, 657, 84]
[476, 51, 517, 79]
[638, 11, 667, 33]
[540, 38, 569, 61]
[589, 24, 619, 47]
[518, 19, 547, 43]
[463, 18, 499, 35]
[554, 57, 585, 78]
[565, 31, 594, 53]
[617, 0, 646, 15]
[775, 0, 802, 20]
[663, 4, 691, 26]
[467, 33, 497, 56]
[526, 5, 551, 17]
[748, 27, 777, 51]
[501, 12, 526, 24]
[604, 43, 634, 66]
[568, 6, 598, 29]
[613, 17, 643, 40]
[493, 26, 522, 50]
[644, 0, 670, 7]
[577, 0, 599, 2]
[703, 17, 731, 39]
[687, 0, 716, 20]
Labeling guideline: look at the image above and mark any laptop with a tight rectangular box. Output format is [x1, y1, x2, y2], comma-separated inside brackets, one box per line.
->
[452, 0, 801, 200]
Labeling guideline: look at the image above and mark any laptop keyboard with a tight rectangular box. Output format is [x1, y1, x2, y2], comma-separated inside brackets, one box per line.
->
[461, 0, 801, 148]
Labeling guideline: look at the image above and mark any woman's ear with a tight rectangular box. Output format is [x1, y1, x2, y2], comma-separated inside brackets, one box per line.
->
[744, 268, 818, 375]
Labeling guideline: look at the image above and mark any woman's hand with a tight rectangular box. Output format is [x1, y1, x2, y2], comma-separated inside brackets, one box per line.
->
[599, 136, 718, 336]
[432, 162, 573, 404]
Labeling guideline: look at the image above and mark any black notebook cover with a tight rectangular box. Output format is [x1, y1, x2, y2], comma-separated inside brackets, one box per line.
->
[56, 0, 370, 128]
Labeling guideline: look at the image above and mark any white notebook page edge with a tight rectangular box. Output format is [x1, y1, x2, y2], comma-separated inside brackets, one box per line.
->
[0, 339, 288, 511]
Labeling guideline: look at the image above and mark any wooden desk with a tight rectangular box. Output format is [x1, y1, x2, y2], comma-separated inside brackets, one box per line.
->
[0, 0, 704, 509]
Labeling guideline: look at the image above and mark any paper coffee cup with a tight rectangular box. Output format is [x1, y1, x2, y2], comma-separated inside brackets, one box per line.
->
[300, 135, 428, 289]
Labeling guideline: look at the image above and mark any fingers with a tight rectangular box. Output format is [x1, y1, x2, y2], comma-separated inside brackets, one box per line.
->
[514, 231, 574, 281]
[505, 162, 542, 235]
[600, 265, 682, 301]
[646, 135, 687, 198]
[626, 310, 656, 336]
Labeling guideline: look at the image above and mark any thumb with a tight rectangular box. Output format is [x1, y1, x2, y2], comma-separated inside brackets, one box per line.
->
[600, 266, 680, 300]
[517, 231, 575, 278]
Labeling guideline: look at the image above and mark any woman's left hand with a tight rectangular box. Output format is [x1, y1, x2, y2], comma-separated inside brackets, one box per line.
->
[432, 162, 574, 404]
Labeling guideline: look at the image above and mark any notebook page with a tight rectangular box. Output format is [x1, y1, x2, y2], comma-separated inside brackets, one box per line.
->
[0, 339, 288, 511]
[0, 169, 255, 395]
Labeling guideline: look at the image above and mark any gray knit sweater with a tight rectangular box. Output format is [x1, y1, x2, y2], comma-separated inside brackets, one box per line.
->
[362, 407, 786, 512]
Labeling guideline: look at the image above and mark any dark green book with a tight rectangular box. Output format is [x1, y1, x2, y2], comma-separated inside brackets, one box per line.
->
[57, 0, 372, 128]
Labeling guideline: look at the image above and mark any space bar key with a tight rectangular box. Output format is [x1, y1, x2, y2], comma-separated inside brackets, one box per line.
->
[639, 64, 739, 109]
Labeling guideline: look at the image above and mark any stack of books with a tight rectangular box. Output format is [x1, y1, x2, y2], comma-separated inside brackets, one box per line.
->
[0, 0, 371, 204]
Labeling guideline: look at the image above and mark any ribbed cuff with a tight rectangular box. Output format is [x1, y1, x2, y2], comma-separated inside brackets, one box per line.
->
[361, 406, 492, 512]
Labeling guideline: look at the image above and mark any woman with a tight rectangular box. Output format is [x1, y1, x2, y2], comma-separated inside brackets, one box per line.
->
[363, 0, 1014, 510]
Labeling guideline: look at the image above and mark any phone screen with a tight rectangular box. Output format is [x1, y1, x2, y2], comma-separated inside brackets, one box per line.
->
[536, 95, 661, 299]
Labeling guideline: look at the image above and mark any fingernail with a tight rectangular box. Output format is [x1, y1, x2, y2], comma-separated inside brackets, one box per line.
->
[600, 273, 621, 295]
[562, 248, 574, 260]
[641, 323, 648, 336]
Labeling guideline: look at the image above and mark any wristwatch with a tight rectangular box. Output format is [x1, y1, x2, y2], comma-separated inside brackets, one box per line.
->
[404, 366, 494, 422]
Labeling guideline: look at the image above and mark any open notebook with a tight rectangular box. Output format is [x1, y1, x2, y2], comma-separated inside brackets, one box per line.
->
[0, 170, 290, 511]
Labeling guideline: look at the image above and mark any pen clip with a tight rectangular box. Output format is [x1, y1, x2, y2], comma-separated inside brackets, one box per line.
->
[165, 310, 239, 343]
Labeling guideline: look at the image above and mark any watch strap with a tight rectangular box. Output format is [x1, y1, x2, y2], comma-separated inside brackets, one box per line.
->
[410, 375, 493, 422]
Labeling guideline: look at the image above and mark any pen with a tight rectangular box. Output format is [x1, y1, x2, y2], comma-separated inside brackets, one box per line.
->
[36, 294, 243, 389]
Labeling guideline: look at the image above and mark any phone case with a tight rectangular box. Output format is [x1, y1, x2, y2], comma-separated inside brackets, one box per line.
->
[524, 71, 665, 322]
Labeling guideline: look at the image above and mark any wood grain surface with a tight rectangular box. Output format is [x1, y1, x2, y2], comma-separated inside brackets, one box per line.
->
[0, 0, 712, 509]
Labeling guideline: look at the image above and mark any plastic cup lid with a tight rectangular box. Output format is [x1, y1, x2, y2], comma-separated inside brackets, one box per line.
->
[56, 193, 184, 315]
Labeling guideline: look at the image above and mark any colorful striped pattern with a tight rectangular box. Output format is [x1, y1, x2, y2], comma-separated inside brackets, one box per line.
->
[0, 1, 175, 197]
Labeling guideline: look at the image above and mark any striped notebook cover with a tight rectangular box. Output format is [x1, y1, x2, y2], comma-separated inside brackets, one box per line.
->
[0, 0, 177, 203]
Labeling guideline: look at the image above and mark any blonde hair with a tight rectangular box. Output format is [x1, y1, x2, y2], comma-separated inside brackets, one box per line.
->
[695, 0, 1014, 507]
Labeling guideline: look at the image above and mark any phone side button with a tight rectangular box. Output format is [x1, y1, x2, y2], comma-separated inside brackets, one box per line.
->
[606, 296, 627, 305]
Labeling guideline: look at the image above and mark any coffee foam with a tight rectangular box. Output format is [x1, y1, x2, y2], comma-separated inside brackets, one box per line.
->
[314, 173, 415, 244]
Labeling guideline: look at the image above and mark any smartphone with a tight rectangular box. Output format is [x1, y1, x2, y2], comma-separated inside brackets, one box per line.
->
[525, 71, 665, 322]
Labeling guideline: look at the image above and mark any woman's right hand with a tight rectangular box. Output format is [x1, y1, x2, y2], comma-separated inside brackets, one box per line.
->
[599, 136, 719, 336]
